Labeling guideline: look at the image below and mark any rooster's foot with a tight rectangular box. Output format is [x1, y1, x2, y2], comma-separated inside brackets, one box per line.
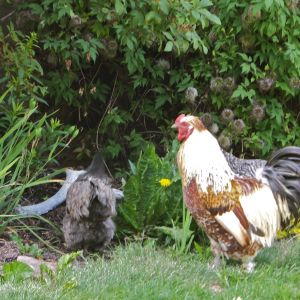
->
[209, 255, 221, 270]
[243, 261, 256, 273]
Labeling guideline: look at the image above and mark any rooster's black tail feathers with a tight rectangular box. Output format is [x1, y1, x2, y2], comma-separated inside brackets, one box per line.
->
[262, 146, 300, 223]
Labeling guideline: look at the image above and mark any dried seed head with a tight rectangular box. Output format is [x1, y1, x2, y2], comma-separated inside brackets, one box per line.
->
[69, 15, 82, 28]
[210, 77, 224, 93]
[208, 30, 217, 43]
[218, 135, 232, 150]
[185, 87, 198, 104]
[156, 58, 170, 71]
[108, 40, 118, 51]
[289, 77, 300, 89]
[221, 108, 235, 123]
[47, 53, 57, 67]
[257, 77, 275, 94]
[84, 33, 93, 41]
[287, 0, 299, 10]
[209, 123, 219, 135]
[239, 34, 255, 52]
[200, 113, 213, 127]
[233, 119, 246, 134]
[251, 104, 265, 122]
[223, 77, 236, 91]
[245, 5, 262, 23]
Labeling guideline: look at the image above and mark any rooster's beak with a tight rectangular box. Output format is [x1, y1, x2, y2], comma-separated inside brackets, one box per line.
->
[171, 123, 177, 128]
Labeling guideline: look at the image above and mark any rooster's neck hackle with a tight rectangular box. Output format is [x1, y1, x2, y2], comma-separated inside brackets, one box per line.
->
[177, 128, 234, 193]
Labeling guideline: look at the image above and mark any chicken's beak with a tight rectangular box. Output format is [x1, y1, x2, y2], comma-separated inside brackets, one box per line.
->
[171, 123, 177, 129]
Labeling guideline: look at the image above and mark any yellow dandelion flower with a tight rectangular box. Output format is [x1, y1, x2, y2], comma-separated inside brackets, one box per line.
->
[159, 178, 172, 187]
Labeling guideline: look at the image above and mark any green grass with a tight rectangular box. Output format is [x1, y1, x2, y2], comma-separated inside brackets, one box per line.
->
[0, 238, 299, 300]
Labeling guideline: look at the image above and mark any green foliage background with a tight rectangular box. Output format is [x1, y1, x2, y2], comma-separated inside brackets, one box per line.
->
[1, 1, 299, 164]
[2, 0, 299, 163]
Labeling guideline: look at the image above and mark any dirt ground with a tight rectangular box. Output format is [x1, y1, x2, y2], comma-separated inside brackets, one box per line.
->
[0, 180, 66, 263]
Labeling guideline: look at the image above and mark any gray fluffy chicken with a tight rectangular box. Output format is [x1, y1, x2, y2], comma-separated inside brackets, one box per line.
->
[62, 153, 117, 251]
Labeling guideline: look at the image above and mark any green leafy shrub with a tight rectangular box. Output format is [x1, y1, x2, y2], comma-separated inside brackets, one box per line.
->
[0, 27, 78, 233]
[156, 202, 194, 254]
[11, 0, 300, 164]
[0, 96, 77, 224]
[190, 1, 300, 156]
[10, 0, 220, 163]
[117, 142, 182, 236]
[1, 261, 34, 283]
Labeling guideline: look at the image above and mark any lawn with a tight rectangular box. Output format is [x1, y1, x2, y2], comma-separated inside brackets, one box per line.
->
[0, 238, 299, 300]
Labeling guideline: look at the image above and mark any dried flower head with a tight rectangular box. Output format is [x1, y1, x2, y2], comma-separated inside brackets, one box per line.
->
[243, 5, 262, 24]
[257, 77, 275, 94]
[86, 52, 91, 63]
[156, 58, 171, 71]
[221, 108, 235, 123]
[84, 33, 93, 41]
[287, 0, 299, 10]
[239, 34, 255, 52]
[210, 77, 224, 93]
[218, 135, 232, 150]
[251, 104, 265, 122]
[69, 15, 82, 28]
[47, 53, 57, 67]
[208, 30, 217, 43]
[200, 113, 213, 127]
[223, 77, 236, 91]
[289, 77, 300, 89]
[90, 86, 96, 94]
[65, 59, 72, 71]
[108, 40, 118, 51]
[79, 87, 84, 96]
[209, 123, 219, 135]
[233, 119, 246, 134]
[185, 87, 198, 104]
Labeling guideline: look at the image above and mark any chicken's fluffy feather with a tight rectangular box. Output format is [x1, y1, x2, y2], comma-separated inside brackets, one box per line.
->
[62, 153, 117, 251]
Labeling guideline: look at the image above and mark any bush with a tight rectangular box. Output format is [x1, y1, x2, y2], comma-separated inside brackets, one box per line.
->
[0, 27, 77, 232]
[117, 142, 182, 236]
[9, 0, 300, 164]
[9, 0, 221, 163]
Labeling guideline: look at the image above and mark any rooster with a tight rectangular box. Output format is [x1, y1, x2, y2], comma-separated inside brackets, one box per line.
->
[173, 114, 300, 272]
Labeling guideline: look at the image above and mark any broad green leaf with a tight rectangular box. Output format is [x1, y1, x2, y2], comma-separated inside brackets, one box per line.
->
[164, 41, 173, 52]
[200, 0, 213, 8]
[265, 0, 274, 9]
[145, 11, 162, 24]
[159, 0, 170, 14]
[162, 31, 173, 41]
[2, 261, 33, 282]
[115, 0, 126, 15]
[267, 23, 277, 37]
[200, 9, 221, 25]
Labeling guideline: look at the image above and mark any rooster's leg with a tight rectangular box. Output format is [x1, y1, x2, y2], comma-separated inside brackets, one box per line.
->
[242, 258, 256, 273]
[209, 237, 222, 270]
[211, 254, 221, 270]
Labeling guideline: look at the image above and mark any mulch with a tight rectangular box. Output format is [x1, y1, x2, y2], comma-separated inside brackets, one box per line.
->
[0, 178, 67, 263]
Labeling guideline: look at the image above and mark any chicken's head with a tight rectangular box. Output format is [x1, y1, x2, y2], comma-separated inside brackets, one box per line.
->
[172, 114, 206, 142]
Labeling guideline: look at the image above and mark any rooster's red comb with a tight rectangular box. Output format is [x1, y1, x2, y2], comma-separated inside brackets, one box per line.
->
[175, 114, 186, 125]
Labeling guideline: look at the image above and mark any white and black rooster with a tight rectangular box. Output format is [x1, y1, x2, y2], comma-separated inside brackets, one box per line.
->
[173, 114, 300, 272]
